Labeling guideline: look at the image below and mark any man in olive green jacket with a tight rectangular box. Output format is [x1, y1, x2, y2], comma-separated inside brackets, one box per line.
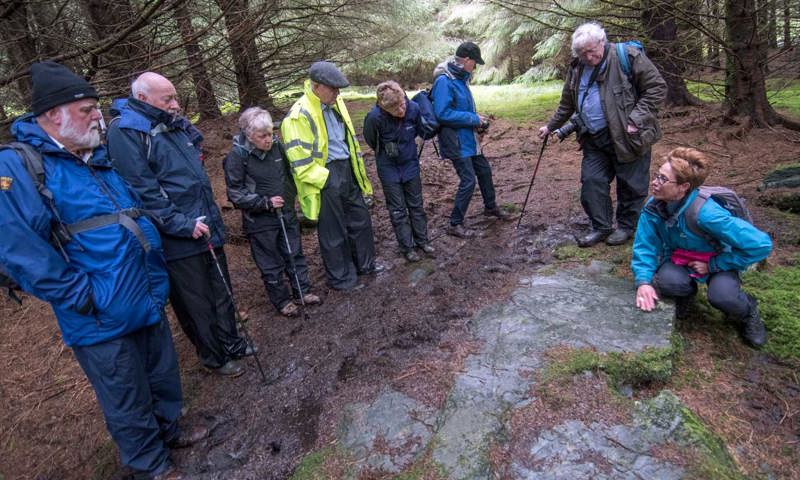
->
[280, 61, 381, 290]
[539, 22, 667, 248]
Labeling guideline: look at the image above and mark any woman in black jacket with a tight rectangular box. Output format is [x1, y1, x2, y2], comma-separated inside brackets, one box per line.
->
[363, 81, 435, 262]
[223, 107, 321, 316]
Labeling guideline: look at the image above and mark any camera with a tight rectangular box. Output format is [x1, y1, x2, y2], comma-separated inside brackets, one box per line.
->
[555, 114, 586, 141]
[384, 141, 400, 158]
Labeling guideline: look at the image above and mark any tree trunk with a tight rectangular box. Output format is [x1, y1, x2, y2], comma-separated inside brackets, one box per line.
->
[82, 0, 150, 96]
[642, 2, 702, 106]
[0, 1, 38, 104]
[173, 1, 221, 120]
[768, 0, 778, 48]
[783, 0, 792, 50]
[723, 0, 799, 128]
[216, 0, 272, 110]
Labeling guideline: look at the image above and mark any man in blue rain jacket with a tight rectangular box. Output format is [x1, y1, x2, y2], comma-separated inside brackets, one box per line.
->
[0, 62, 201, 480]
[432, 41, 509, 239]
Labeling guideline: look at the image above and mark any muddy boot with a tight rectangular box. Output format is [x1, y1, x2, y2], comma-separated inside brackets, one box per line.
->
[740, 295, 767, 348]
[448, 224, 475, 239]
[405, 249, 421, 262]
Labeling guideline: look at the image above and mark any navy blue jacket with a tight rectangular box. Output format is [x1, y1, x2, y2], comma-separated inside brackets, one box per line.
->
[431, 59, 482, 160]
[362, 99, 427, 184]
[107, 98, 225, 261]
[0, 114, 169, 346]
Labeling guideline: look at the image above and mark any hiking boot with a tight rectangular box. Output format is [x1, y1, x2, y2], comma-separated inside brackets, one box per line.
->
[419, 243, 435, 254]
[280, 302, 299, 317]
[605, 228, 633, 246]
[741, 295, 767, 348]
[358, 264, 385, 275]
[168, 424, 209, 449]
[405, 250, 421, 262]
[483, 206, 511, 220]
[576, 230, 611, 248]
[236, 344, 258, 358]
[207, 360, 244, 378]
[447, 224, 475, 239]
[298, 293, 321, 305]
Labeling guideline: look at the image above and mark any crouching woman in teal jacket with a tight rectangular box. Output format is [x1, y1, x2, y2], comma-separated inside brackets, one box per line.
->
[631, 147, 772, 347]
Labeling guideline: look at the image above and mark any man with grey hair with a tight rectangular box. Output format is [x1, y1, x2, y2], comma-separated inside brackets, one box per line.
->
[539, 22, 667, 247]
[107, 72, 253, 377]
[223, 107, 321, 316]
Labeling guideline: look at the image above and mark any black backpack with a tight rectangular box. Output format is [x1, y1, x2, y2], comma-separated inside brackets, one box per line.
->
[410, 89, 441, 159]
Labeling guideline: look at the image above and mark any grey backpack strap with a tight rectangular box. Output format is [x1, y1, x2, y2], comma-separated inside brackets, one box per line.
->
[66, 208, 151, 252]
[684, 191, 720, 249]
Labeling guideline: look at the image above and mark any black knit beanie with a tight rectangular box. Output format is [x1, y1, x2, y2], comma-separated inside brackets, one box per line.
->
[30, 61, 98, 116]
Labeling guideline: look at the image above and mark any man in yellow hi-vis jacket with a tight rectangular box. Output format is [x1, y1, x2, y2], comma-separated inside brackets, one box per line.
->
[280, 61, 383, 290]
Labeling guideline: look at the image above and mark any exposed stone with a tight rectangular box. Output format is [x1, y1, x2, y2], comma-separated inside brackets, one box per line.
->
[337, 388, 436, 473]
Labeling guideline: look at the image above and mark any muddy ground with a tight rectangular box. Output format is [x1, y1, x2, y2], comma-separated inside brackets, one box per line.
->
[1, 101, 799, 479]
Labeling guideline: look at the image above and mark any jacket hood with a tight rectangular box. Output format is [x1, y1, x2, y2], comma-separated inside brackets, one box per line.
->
[117, 97, 204, 146]
[433, 57, 470, 82]
[232, 131, 268, 160]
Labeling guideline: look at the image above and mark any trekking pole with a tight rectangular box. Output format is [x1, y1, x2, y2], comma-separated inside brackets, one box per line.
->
[277, 208, 310, 321]
[203, 231, 270, 385]
[515, 135, 548, 230]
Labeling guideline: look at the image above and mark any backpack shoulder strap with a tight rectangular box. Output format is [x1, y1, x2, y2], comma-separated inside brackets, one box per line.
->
[5, 142, 54, 202]
[616, 42, 633, 81]
[684, 189, 722, 249]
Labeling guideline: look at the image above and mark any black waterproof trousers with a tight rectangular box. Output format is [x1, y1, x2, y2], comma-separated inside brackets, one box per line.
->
[580, 129, 651, 232]
[653, 262, 752, 319]
[381, 176, 428, 252]
[249, 217, 311, 310]
[318, 158, 376, 290]
[167, 249, 247, 369]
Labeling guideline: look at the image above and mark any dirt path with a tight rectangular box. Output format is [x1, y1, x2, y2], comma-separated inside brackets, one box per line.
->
[1, 103, 798, 479]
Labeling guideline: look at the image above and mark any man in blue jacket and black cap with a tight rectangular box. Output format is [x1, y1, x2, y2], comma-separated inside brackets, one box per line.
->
[0, 62, 203, 480]
[432, 41, 510, 239]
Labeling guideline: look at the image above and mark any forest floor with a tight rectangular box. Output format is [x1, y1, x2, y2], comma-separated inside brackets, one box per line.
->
[1, 100, 799, 480]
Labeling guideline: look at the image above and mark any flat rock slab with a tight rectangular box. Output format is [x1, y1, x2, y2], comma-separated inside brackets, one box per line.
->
[337, 266, 678, 479]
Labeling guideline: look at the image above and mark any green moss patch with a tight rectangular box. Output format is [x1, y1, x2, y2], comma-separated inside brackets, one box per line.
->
[552, 244, 594, 262]
[680, 407, 747, 480]
[742, 266, 800, 360]
[543, 345, 675, 390]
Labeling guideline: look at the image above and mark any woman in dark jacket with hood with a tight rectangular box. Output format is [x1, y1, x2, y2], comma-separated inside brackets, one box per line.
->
[363, 81, 435, 262]
[223, 107, 321, 316]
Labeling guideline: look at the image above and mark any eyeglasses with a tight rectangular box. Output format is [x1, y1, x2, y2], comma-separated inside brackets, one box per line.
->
[651, 173, 676, 185]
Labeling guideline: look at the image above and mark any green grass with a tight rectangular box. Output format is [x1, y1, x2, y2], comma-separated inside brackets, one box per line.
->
[743, 265, 800, 360]
[289, 446, 340, 480]
[472, 82, 563, 124]
[687, 78, 800, 118]
[341, 82, 562, 126]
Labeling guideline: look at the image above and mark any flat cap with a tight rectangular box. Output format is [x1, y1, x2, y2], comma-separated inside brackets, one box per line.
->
[309, 61, 349, 89]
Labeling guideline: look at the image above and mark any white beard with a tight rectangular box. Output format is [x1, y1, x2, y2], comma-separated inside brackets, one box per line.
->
[58, 110, 101, 150]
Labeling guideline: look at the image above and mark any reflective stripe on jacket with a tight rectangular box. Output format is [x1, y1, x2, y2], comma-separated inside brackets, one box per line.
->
[280, 80, 372, 220]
